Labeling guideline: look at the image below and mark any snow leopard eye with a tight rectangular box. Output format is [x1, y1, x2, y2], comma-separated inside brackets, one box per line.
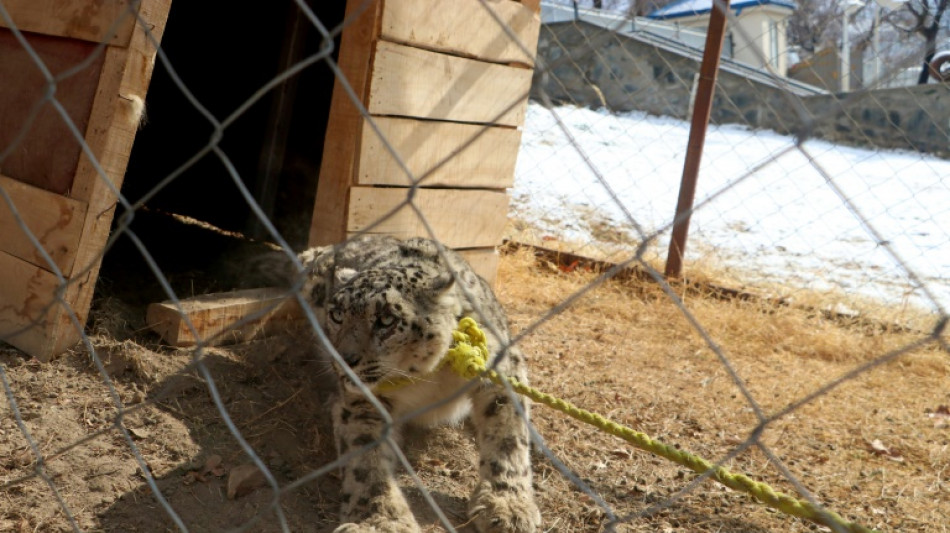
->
[329, 308, 344, 324]
[377, 311, 396, 328]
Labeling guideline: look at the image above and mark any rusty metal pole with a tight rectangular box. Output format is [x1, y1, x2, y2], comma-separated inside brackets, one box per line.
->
[664, 0, 730, 279]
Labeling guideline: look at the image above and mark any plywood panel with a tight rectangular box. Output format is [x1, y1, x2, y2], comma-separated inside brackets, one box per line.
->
[347, 187, 508, 249]
[457, 247, 500, 286]
[309, 0, 384, 247]
[0, 0, 136, 46]
[0, 174, 86, 275]
[0, 30, 104, 194]
[368, 41, 533, 127]
[147, 288, 304, 347]
[358, 116, 520, 188]
[0, 251, 73, 357]
[45, 0, 172, 361]
[0, 0, 173, 361]
[519, 0, 542, 13]
[380, 0, 539, 65]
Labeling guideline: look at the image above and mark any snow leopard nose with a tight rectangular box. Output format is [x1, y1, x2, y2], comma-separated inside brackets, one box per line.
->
[341, 352, 361, 366]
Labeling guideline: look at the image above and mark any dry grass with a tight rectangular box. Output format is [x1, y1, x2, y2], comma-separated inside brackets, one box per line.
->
[505, 217, 945, 337]
[0, 248, 947, 532]
[493, 247, 949, 532]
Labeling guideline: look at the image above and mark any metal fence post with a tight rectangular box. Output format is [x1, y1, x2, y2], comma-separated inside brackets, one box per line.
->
[664, 0, 730, 278]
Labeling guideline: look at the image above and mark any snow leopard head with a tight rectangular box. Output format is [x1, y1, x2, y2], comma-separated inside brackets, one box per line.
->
[324, 265, 460, 390]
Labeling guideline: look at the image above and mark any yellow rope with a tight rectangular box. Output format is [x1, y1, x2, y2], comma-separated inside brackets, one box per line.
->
[430, 318, 877, 533]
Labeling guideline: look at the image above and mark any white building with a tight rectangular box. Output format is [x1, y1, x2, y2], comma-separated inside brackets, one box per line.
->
[647, 0, 797, 74]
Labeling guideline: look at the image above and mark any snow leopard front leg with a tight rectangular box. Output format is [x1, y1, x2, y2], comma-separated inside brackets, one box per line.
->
[332, 393, 419, 533]
[468, 345, 541, 532]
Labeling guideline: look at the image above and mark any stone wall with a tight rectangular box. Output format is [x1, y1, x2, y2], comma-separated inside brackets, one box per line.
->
[533, 22, 950, 158]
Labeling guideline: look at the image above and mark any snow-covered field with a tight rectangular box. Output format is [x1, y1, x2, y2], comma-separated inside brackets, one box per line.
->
[512, 103, 950, 314]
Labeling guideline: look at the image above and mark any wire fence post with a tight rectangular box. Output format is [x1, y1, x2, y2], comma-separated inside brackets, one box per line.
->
[664, 0, 731, 279]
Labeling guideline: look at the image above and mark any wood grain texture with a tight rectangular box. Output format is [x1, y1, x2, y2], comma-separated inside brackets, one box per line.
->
[0, 174, 86, 276]
[0, 251, 74, 358]
[519, 0, 542, 13]
[0, 30, 104, 194]
[357, 116, 520, 188]
[346, 186, 508, 249]
[309, 0, 383, 247]
[380, 0, 539, 65]
[457, 247, 500, 286]
[368, 41, 533, 127]
[147, 288, 304, 347]
[0, 0, 136, 45]
[7, 0, 172, 361]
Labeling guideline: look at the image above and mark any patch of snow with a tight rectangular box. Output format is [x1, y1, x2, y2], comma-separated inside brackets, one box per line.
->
[513, 103, 950, 313]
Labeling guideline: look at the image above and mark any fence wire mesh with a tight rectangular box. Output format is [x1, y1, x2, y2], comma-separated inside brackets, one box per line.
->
[1, 0, 948, 532]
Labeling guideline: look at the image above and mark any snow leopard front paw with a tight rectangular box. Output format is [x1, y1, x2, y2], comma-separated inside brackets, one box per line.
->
[333, 516, 421, 533]
[469, 481, 541, 533]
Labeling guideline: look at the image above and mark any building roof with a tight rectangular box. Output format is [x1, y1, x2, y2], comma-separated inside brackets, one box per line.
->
[647, 0, 796, 20]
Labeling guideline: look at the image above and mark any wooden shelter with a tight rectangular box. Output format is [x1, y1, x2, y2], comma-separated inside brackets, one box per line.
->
[311, 0, 541, 278]
[0, 0, 171, 360]
[0, 0, 540, 360]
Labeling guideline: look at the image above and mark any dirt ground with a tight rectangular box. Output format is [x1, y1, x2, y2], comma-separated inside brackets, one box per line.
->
[1, 244, 947, 532]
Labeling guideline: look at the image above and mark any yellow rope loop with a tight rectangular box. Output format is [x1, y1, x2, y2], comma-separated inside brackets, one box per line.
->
[444, 342, 487, 380]
[441, 316, 491, 380]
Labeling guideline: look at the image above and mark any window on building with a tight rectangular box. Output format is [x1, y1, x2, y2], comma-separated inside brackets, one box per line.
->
[769, 21, 780, 69]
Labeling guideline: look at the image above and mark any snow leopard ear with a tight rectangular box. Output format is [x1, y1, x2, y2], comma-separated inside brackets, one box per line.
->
[399, 237, 440, 259]
[334, 267, 358, 285]
[426, 271, 455, 294]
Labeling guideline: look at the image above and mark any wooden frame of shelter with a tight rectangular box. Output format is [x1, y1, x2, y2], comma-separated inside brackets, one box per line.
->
[0, 0, 171, 360]
[0, 0, 540, 360]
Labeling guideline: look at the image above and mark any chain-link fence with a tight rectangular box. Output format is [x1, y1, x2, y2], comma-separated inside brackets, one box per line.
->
[1, 0, 948, 532]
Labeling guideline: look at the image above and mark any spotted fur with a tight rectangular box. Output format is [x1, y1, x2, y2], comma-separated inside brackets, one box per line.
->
[288, 235, 539, 532]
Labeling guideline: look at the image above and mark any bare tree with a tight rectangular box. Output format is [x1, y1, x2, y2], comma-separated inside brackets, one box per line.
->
[554, 0, 681, 15]
[787, 0, 846, 57]
[629, 0, 677, 16]
[898, 0, 950, 83]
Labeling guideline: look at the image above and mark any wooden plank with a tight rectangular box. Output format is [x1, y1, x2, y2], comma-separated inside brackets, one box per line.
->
[0, 174, 86, 276]
[380, 0, 539, 65]
[147, 288, 305, 347]
[141, 255, 499, 348]
[368, 41, 533, 127]
[519, 0, 542, 13]
[457, 248, 500, 286]
[24, 0, 171, 361]
[346, 187, 508, 249]
[0, 30, 104, 194]
[357, 116, 520, 188]
[0, 0, 136, 46]
[309, 0, 384, 247]
[0, 251, 72, 357]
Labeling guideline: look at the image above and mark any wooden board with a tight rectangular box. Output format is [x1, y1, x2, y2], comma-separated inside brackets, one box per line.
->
[0, 0, 136, 46]
[357, 116, 520, 188]
[368, 41, 533, 127]
[147, 288, 304, 347]
[380, 0, 539, 65]
[0, 0, 171, 361]
[457, 247, 500, 286]
[309, 0, 384, 247]
[519, 0, 542, 12]
[346, 187, 508, 249]
[44, 0, 172, 361]
[0, 174, 86, 275]
[0, 30, 104, 195]
[0, 251, 71, 357]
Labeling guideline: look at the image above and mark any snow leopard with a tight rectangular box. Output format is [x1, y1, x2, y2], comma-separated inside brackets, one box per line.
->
[282, 235, 540, 532]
